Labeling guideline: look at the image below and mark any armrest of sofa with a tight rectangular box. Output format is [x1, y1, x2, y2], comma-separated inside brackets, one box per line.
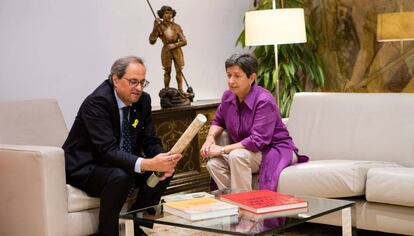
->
[0, 144, 68, 236]
[215, 130, 230, 146]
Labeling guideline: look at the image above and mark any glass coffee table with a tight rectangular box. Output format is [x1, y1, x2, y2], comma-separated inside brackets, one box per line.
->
[120, 189, 355, 236]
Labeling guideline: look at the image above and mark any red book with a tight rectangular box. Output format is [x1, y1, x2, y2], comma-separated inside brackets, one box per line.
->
[220, 190, 308, 214]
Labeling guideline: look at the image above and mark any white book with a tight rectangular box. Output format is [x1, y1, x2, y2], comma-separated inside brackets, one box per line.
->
[163, 192, 215, 202]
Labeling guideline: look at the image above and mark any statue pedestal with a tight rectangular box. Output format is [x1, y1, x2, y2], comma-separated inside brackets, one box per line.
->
[159, 88, 195, 108]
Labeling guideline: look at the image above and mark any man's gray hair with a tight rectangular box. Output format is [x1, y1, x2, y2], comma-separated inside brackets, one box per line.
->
[108, 56, 144, 84]
[225, 53, 258, 77]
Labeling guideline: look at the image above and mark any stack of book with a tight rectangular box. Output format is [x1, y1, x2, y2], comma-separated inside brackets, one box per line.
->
[220, 190, 308, 220]
[162, 192, 238, 221]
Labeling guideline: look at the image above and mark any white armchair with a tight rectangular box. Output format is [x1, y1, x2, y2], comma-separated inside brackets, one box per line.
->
[0, 99, 101, 236]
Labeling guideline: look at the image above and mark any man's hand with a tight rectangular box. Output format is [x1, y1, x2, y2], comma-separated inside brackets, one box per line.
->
[159, 169, 175, 181]
[141, 152, 182, 173]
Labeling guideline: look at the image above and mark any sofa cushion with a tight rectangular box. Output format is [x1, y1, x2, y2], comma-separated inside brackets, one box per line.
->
[67, 185, 100, 213]
[310, 199, 414, 235]
[0, 99, 68, 147]
[67, 208, 99, 236]
[67, 184, 138, 213]
[287, 93, 414, 167]
[277, 160, 401, 198]
[366, 167, 414, 207]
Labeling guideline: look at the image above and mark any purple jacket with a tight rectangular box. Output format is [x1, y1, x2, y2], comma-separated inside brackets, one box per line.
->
[212, 83, 309, 190]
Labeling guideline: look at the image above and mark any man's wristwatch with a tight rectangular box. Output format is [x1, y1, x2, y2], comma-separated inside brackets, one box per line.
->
[220, 146, 225, 156]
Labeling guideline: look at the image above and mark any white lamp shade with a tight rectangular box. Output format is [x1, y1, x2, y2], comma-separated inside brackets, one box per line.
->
[245, 8, 307, 46]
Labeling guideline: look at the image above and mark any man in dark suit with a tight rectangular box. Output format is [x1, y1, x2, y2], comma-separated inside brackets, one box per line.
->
[63, 56, 181, 236]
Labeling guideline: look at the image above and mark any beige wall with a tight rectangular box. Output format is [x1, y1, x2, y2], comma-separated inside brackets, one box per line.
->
[0, 0, 252, 127]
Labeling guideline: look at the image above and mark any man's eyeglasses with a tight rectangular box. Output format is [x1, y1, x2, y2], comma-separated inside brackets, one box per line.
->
[123, 78, 150, 88]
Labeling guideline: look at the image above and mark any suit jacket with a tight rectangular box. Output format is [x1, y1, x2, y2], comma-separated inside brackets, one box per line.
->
[63, 79, 163, 185]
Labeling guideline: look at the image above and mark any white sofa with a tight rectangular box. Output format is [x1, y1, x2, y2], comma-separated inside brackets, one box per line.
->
[0, 99, 103, 236]
[277, 93, 414, 235]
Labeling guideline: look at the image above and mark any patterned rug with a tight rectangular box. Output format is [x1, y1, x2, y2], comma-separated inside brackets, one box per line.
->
[140, 222, 336, 236]
[140, 222, 402, 236]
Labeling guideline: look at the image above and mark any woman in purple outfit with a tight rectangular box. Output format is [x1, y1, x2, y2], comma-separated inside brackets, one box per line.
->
[200, 53, 308, 191]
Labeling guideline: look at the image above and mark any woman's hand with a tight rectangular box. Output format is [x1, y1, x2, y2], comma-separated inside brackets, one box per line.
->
[206, 144, 221, 157]
[200, 135, 216, 158]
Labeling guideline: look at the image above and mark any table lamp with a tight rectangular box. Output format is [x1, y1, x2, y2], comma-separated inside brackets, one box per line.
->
[245, 0, 306, 105]
[377, 1, 414, 53]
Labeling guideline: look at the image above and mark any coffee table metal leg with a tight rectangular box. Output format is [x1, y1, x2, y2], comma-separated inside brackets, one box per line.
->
[341, 207, 356, 236]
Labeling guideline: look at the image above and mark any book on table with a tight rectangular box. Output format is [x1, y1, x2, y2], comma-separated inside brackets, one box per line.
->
[220, 190, 308, 215]
[239, 206, 308, 221]
[162, 192, 215, 202]
[162, 197, 239, 221]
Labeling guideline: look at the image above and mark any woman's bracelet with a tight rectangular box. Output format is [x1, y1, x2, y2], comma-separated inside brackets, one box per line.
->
[220, 146, 226, 156]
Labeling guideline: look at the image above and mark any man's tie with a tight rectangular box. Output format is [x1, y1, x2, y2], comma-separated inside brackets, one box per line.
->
[121, 107, 132, 154]
[121, 106, 135, 197]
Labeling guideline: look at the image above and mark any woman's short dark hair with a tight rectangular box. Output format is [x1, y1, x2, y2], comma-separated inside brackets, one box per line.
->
[225, 53, 258, 77]
[157, 6, 176, 18]
[108, 56, 144, 84]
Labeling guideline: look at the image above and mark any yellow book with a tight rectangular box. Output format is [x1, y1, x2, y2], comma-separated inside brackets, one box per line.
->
[163, 197, 238, 221]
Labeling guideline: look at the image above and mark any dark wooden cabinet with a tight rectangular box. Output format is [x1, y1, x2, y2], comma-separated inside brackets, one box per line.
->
[152, 100, 220, 194]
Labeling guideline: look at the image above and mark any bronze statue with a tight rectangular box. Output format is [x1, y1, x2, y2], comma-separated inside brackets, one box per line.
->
[149, 5, 194, 108]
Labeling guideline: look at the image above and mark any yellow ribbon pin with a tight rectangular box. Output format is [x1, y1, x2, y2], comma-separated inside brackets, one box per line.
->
[132, 119, 139, 128]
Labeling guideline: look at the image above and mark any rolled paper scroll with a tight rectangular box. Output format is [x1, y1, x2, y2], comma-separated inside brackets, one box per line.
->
[147, 114, 207, 188]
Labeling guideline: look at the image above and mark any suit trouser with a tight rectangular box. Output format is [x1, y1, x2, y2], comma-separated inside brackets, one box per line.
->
[206, 149, 262, 191]
[77, 166, 171, 236]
